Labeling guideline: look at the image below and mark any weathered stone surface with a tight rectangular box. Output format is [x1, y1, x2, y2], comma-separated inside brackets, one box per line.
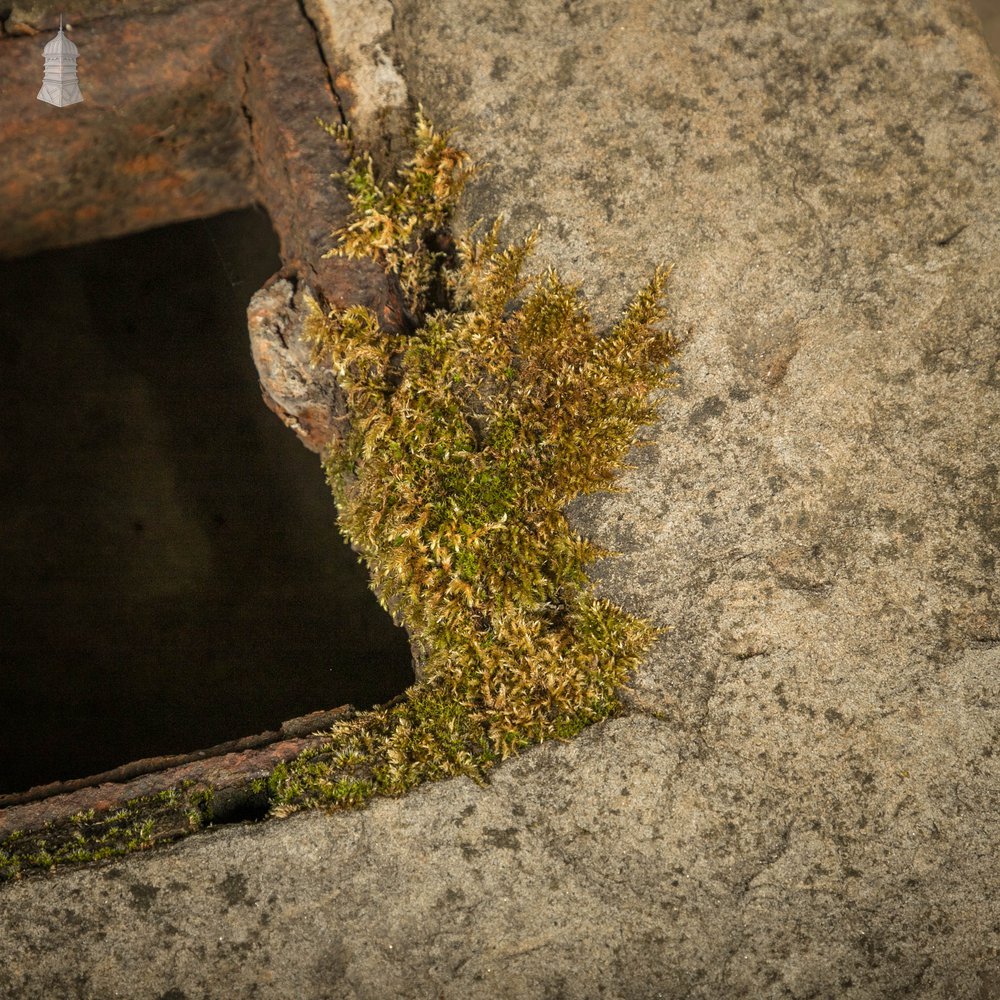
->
[303, 0, 411, 173]
[2, 715, 998, 998]
[2, 2, 999, 998]
[388, 2, 1000, 995]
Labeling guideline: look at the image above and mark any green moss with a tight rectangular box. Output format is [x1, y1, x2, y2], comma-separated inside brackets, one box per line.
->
[0, 785, 191, 881]
[0, 781, 215, 882]
[319, 109, 475, 316]
[270, 112, 678, 814]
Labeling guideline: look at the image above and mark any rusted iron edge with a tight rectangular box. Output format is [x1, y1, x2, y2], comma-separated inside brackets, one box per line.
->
[242, 0, 412, 455]
[0, 706, 353, 812]
[0, 706, 353, 838]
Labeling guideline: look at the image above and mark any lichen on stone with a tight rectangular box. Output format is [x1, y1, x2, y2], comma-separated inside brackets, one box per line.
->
[269, 111, 678, 813]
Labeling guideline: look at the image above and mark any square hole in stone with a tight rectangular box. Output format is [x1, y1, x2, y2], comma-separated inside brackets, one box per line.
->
[0, 206, 414, 795]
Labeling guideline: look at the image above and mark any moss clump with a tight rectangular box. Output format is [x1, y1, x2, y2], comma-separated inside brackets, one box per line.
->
[0, 113, 675, 880]
[270, 113, 678, 813]
[320, 110, 475, 317]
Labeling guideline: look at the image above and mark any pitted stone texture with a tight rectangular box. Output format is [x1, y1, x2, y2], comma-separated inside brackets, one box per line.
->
[389, 0, 1000, 796]
[1, 2, 998, 998]
[393, 0, 1000, 992]
[2, 716, 996, 999]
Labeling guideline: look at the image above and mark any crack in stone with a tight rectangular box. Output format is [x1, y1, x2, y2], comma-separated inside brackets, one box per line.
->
[935, 222, 968, 246]
[295, 0, 348, 127]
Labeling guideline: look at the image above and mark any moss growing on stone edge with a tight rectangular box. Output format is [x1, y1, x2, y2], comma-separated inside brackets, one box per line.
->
[269, 111, 678, 814]
[0, 113, 675, 882]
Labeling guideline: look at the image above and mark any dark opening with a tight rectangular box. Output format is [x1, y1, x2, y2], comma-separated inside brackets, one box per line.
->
[0, 207, 414, 796]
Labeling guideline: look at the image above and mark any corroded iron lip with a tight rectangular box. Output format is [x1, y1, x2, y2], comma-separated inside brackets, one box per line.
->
[0, 707, 352, 838]
[1, 0, 410, 835]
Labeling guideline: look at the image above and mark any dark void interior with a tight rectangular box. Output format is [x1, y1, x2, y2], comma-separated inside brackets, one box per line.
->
[0, 207, 414, 795]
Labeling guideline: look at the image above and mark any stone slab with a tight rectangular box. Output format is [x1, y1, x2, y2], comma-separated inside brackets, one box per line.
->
[389, 0, 1000, 878]
[1, 2, 998, 998]
[2, 714, 998, 997]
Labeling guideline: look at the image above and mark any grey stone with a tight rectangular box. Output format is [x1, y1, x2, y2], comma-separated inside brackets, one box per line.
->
[2, 1, 999, 998]
[303, 0, 411, 173]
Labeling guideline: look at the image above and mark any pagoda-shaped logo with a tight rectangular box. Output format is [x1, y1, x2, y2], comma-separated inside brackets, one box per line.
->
[37, 16, 83, 107]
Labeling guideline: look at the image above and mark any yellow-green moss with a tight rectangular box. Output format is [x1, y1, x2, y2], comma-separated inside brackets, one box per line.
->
[320, 110, 475, 316]
[269, 112, 678, 814]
